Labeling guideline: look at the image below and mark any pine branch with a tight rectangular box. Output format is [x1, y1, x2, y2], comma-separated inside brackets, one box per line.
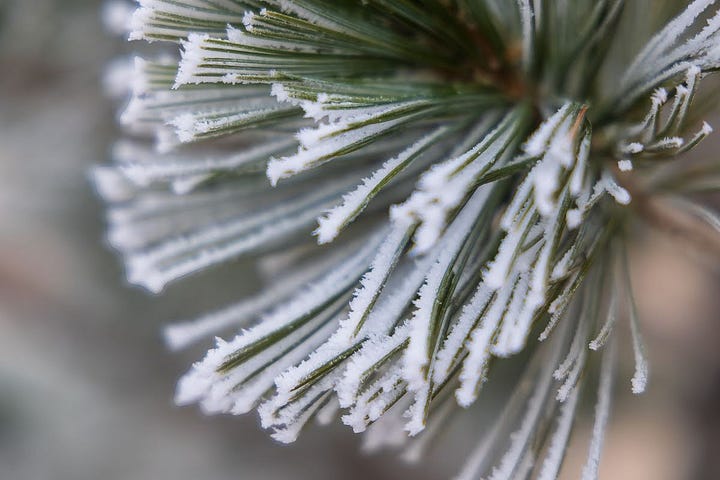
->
[98, 1, 720, 477]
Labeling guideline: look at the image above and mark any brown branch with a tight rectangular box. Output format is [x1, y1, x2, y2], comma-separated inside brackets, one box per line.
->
[630, 186, 720, 258]
[612, 163, 720, 258]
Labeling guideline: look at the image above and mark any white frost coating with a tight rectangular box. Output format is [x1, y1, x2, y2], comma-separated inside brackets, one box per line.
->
[498, 192, 567, 356]
[103, 56, 135, 98]
[546, 232, 603, 340]
[676, 68, 702, 126]
[265, 373, 341, 443]
[265, 370, 339, 427]
[365, 375, 405, 424]
[623, 0, 717, 82]
[455, 271, 518, 407]
[117, 139, 293, 187]
[621, 142, 644, 155]
[484, 204, 534, 290]
[555, 317, 588, 383]
[628, 287, 649, 395]
[454, 332, 554, 480]
[179, 328, 301, 411]
[102, 0, 135, 36]
[297, 101, 425, 148]
[270, 83, 292, 104]
[359, 399, 412, 451]
[589, 285, 618, 351]
[164, 291, 282, 351]
[127, 6, 152, 41]
[491, 271, 530, 357]
[106, 186, 278, 247]
[404, 383, 431, 435]
[163, 241, 354, 350]
[532, 115, 576, 216]
[336, 324, 409, 407]
[337, 225, 412, 339]
[275, 0, 350, 31]
[566, 179, 608, 229]
[499, 174, 533, 231]
[267, 115, 408, 185]
[174, 231, 383, 409]
[175, 293, 340, 411]
[398, 112, 519, 253]
[272, 226, 412, 401]
[91, 166, 136, 202]
[702, 120, 715, 135]
[630, 88, 667, 143]
[126, 200, 324, 293]
[581, 338, 616, 480]
[519, 105, 587, 230]
[416, 112, 515, 193]
[272, 335, 355, 405]
[315, 127, 447, 243]
[551, 243, 576, 281]
[357, 253, 438, 337]
[540, 270, 581, 342]
[524, 103, 571, 156]
[221, 318, 338, 415]
[666, 83, 690, 131]
[565, 209, 582, 229]
[432, 284, 493, 385]
[129, 56, 152, 96]
[242, 10, 255, 31]
[170, 106, 292, 144]
[332, 248, 441, 404]
[271, 398, 326, 443]
[646, 136, 684, 151]
[123, 172, 366, 291]
[570, 132, 591, 196]
[402, 186, 493, 392]
[677, 121, 715, 154]
[493, 242, 543, 355]
[297, 120, 347, 148]
[653, 87, 669, 106]
[515, 0, 535, 72]
[229, 321, 340, 416]
[656, 0, 717, 53]
[174, 33, 210, 87]
[299, 98, 412, 124]
[617, 159, 633, 172]
[343, 367, 405, 433]
[485, 331, 568, 480]
[129, 0, 245, 41]
[556, 342, 586, 403]
[616, 3, 720, 112]
[204, 229, 381, 358]
[600, 171, 631, 205]
[537, 385, 581, 480]
[315, 397, 340, 426]
[171, 175, 210, 195]
[170, 113, 196, 142]
[515, 451, 536, 480]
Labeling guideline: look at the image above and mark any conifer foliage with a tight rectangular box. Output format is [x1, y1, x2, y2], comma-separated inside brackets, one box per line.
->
[98, 1, 720, 477]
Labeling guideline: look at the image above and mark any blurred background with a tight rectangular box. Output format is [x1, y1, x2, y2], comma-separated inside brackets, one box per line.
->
[0, 1, 718, 479]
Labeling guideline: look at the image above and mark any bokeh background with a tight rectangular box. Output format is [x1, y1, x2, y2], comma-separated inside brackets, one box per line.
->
[0, 1, 719, 479]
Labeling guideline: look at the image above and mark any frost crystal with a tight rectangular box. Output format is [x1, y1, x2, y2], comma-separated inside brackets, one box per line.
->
[100, 1, 720, 478]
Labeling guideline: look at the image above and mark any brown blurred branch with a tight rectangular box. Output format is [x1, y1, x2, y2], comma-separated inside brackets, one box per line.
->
[636, 194, 720, 259]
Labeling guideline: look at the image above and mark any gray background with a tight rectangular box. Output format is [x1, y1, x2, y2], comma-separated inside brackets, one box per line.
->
[1, 1, 719, 479]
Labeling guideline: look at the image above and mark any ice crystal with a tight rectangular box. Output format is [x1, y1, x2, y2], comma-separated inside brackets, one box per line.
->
[99, 1, 720, 478]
